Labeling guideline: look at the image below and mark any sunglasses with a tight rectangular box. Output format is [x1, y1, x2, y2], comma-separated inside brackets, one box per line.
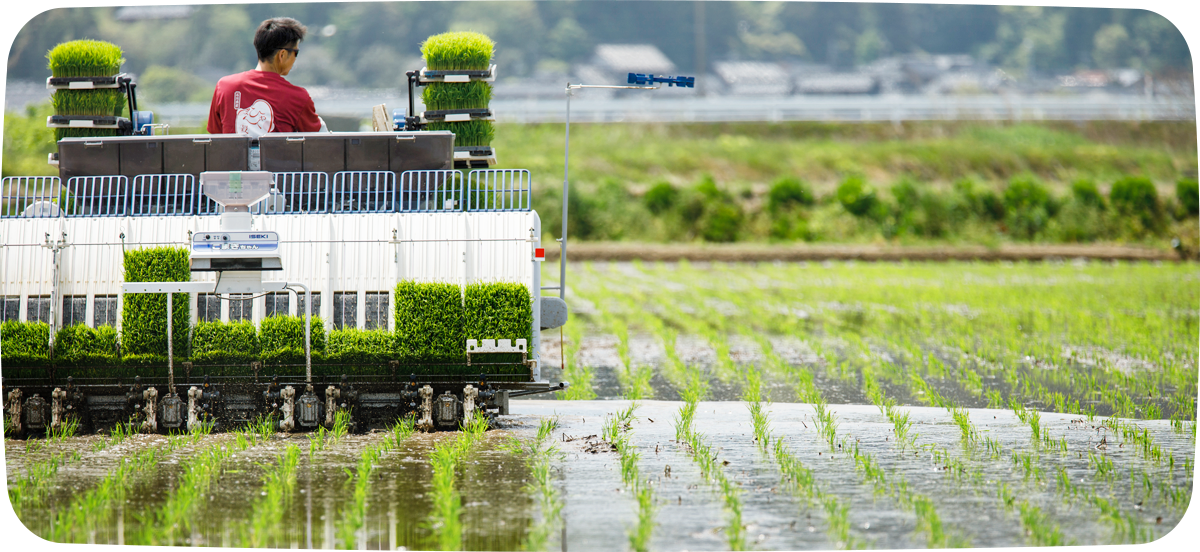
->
[280, 48, 300, 58]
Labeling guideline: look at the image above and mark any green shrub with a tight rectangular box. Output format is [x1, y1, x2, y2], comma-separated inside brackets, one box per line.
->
[767, 177, 815, 212]
[1003, 175, 1055, 240]
[1, 320, 50, 365]
[1176, 178, 1198, 217]
[1070, 179, 1106, 209]
[191, 320, 258, 365]
[889, 178, 951, 238]
[837, 175, 879, 218]
[327, 328, 396, 365]
[121, 247, 191, 356]
[1109, 175, 1161, 234]
[53, 324, 118, 366]
[949, 178, 1004, 225]
[259, 315, 326, 354]
[395, 281, 464, 362]
[644, 182, 678, 215]
[686, 175, 744, 242]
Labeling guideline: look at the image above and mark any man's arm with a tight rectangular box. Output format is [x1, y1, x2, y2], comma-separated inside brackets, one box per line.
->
[206, 82, 223, 134]
[298, 93, 323, 132]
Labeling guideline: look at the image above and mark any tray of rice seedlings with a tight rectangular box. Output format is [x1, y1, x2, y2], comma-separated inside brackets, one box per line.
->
[45, 40, 127, 141]
[419, 31, 496, 165]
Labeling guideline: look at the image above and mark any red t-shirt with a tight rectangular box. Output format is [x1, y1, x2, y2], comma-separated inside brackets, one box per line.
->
[207, 70, 321, 135]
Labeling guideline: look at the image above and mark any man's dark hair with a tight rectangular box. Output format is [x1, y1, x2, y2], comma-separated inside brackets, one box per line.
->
[254, 17, 307, 61]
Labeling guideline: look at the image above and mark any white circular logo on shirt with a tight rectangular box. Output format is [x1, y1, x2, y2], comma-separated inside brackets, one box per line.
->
[236, 99, 274, 137]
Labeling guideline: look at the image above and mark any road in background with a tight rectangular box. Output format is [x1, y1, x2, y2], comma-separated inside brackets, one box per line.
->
[5, 79, 1195, 127]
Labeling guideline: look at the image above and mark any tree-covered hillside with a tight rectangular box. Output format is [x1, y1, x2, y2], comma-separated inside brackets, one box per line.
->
[6, 2, 1192, 101]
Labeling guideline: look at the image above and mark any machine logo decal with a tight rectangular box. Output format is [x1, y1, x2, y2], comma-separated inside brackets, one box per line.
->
[236, 98, 274, 137]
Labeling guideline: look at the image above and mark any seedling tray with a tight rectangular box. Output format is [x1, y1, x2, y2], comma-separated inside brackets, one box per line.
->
[418, 65, 497, 83]
[420, 108, 494, 123]
[46, 73, 126, 89]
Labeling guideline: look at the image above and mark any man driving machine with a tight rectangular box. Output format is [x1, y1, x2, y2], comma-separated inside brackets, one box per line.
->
[207, 17, 326, 136]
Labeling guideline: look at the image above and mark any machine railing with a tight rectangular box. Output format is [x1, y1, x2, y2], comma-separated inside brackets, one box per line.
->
[253, 172, 329, 214]
[332, 171, 396, 213]
[399, 170, 463, 212]
[1, 170, 535, 217]
[466, 169, 531, 211]
[0, 176, 63, 218]
[65, 176, 129, 218]
[129, 174, 196, 216]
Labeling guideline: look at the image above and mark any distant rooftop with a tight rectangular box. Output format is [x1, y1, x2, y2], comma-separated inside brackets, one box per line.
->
[713, 61, 790, 85]
[114, 6, 197, 22]
[593, 44, 675, 74]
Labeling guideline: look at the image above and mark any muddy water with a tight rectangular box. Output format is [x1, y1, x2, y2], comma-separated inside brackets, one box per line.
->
[6, 399, 1194, 549]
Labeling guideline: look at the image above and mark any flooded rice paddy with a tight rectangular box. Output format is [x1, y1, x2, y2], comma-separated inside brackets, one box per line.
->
[5, 260, 1198, 549]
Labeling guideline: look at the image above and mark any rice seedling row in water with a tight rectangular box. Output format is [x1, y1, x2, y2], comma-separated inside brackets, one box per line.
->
[601, 404, 657, 552]
[128, 421, 265, 546]
[504, 417, 564, 551]
[574, 264, 651, 398]
[673, 398, 747, 551]
[865, 340, 1095, 546]
[45, 423, 212, 543]
[336, 417, 416, 549]
[560, 315, 596, 400]
[235, 444, 302, 548]
[892, 345, 1159, 546]
[741, 363, 863, 549]
[0, 420, 139, 528]
[308, 409, 352, 456]
[686, 272, 974, 552]
[427, 415, 489, 551]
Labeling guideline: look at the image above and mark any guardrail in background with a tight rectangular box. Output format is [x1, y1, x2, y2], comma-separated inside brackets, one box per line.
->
[1, 169, 532, 218]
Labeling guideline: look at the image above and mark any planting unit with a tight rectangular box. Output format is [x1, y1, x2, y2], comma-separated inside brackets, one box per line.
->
[2, 73, 568, 436]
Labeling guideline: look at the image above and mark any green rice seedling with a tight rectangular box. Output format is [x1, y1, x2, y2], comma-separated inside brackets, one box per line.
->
[51, 88, 125, 116]
[8, 451, 76, 519]
[336, 416, 420, 549]
[422, 81, 493, 111]
[237, 444, 301, 548]
[45, 417, 79, 442]
[560, 318, 595, 400]
[421, 31, 494, 71]
[427, 119, 495, 147]
[47, 40, 123, 77]
[130, 431, 256, 546]
[426, 413, 488, 551]
[394, 281, 464, 363]
[45, 429, 202, 543]
[511, 417, 565, 552]
[1017, 500, 1068, 546]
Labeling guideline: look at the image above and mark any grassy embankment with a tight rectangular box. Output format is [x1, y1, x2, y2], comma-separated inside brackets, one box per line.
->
[6, 114, 1194, 246]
